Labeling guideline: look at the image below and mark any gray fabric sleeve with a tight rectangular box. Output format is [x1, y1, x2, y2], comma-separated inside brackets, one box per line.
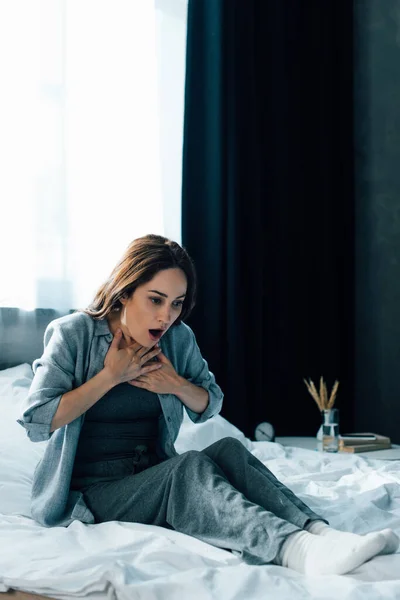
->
[16, 321, 76, 442]
[182, 327, 224, 424]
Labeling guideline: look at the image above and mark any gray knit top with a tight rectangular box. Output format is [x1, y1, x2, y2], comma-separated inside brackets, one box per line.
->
[72, 383, 162, 465]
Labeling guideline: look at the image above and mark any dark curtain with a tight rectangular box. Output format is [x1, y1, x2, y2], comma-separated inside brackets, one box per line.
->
[353, 0, 400, 444]
[181, 0, 354, 439]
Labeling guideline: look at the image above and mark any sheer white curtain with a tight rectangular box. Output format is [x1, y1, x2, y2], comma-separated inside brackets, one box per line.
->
[0, 0, 187, 311]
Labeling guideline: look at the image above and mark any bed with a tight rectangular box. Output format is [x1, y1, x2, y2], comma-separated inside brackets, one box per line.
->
[1, 308, 400, 600]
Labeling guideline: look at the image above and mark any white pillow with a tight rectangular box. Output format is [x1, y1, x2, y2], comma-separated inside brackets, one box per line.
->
[175, 410, 253, 453]
[0, 363, 47, 518]
[0, 361, 34, 381]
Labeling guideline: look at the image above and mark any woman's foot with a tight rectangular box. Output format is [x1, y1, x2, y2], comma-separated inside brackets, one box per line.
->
[306, 520, 399, 555]
[278, 529, 387, 575]
[379, 528, 400, 554]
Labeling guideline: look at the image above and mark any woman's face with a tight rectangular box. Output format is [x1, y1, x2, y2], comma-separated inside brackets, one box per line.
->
[118, 268, 187, 348]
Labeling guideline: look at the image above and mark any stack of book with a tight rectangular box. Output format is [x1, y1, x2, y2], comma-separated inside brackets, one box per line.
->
[338, 433, 392, 453]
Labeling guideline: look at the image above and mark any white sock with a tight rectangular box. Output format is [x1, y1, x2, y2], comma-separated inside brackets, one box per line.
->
[306, 520, 399, 555]
[278, 529, 387, 575]
[305, 520, 331, 535]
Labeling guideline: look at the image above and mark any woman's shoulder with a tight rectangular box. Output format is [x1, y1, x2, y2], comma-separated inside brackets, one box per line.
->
[45, 311, 96, 343]
[164, 321, 197, 355]
[166, 320, 194, 341]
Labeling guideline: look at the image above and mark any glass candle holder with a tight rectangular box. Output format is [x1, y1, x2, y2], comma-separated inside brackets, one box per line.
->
[321, 408, 339, 452]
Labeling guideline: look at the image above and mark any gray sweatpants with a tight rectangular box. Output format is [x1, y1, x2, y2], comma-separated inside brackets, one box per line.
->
[73, 436, 326, 565]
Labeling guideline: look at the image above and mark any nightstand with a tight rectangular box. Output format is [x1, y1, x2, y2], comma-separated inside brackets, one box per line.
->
[275, 436, 400, 460]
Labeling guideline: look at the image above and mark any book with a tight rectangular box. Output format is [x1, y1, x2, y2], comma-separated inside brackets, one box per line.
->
[339, 441, 392, 453]
[339, 433, 391, 447]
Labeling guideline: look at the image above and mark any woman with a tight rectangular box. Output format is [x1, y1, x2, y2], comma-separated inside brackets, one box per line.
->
[18, 234, 398, 575]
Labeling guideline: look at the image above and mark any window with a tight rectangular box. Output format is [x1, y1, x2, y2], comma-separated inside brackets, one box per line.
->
[0, 0, 187, 310]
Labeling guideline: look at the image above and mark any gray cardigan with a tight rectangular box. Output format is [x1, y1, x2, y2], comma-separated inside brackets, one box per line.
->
[17, 312, 223, 527]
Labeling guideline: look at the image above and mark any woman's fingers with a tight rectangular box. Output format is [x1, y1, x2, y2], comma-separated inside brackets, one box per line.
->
[110, 328, 122, 348]
[147, 363, 162, 372]
[139, 346, 161, 362]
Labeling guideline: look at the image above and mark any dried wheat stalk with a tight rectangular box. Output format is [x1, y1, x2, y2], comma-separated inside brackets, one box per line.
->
[327, 380, 339, 409]
[320, 377, 327, 409]
[303, 378, 322, 410]
[310, 379, 321, 407]
[304, 377, 339, 411]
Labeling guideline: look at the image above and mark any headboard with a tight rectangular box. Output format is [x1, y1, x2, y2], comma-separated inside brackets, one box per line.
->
[0, 307, 72, 370]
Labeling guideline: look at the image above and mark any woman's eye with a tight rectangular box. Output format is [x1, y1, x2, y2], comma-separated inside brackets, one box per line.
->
[150, 297, 183, 309]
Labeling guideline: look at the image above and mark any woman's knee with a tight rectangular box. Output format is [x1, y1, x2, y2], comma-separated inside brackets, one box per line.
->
[202, 437, 247, 463]
[178, 449, 205, 466]
[181, 449, 200, 459]
[213, 436, 245, 452]
[174, 449, 217, 475]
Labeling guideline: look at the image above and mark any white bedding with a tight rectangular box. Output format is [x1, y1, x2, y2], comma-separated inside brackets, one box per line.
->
[1, 364, 400, 600]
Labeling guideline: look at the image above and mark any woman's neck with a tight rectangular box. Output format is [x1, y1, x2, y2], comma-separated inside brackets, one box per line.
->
[106, 311, 121, 336]
[106, 311, 135, 347]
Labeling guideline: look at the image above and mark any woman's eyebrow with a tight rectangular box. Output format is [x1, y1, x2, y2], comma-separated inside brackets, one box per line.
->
[148, 289, 186, 299]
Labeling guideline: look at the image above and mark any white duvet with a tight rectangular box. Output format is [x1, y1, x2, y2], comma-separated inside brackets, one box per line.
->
[1, 364, 400, 600]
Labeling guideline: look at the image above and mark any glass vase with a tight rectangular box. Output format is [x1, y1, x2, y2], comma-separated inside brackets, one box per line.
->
[316, 422, 323, 451]
[320, 408, 339, 452]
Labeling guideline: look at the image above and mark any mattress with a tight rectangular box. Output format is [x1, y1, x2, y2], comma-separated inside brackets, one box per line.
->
[1, 364, 400, 600]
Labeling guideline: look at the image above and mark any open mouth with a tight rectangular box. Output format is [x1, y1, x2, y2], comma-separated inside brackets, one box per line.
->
[149, 329, 164, 340]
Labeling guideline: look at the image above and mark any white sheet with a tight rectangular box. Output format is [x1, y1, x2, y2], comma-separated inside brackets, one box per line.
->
[1, 365, 400, 600]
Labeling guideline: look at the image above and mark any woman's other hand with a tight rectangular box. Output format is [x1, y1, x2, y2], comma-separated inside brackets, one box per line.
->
[128, 350, 183, 395]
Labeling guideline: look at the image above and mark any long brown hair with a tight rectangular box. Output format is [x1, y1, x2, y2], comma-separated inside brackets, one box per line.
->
[79, 234, 197, 326]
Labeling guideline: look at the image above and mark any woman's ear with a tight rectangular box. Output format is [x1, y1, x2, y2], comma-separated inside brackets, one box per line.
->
[120, 292, 129, 305]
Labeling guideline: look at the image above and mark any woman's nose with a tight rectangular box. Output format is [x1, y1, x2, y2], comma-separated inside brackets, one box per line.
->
[159, 309, 171, 325]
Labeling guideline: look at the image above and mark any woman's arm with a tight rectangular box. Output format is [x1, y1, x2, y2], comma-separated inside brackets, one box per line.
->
[180, 326, 224, 423]
[174, 377, 209, 414]
[17, 321, 77, 441]
[50, 368, 115, 432]
[17, 320, 116, 440]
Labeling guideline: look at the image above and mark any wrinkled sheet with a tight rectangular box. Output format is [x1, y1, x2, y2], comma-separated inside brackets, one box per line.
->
[1, 413, 400, 600]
